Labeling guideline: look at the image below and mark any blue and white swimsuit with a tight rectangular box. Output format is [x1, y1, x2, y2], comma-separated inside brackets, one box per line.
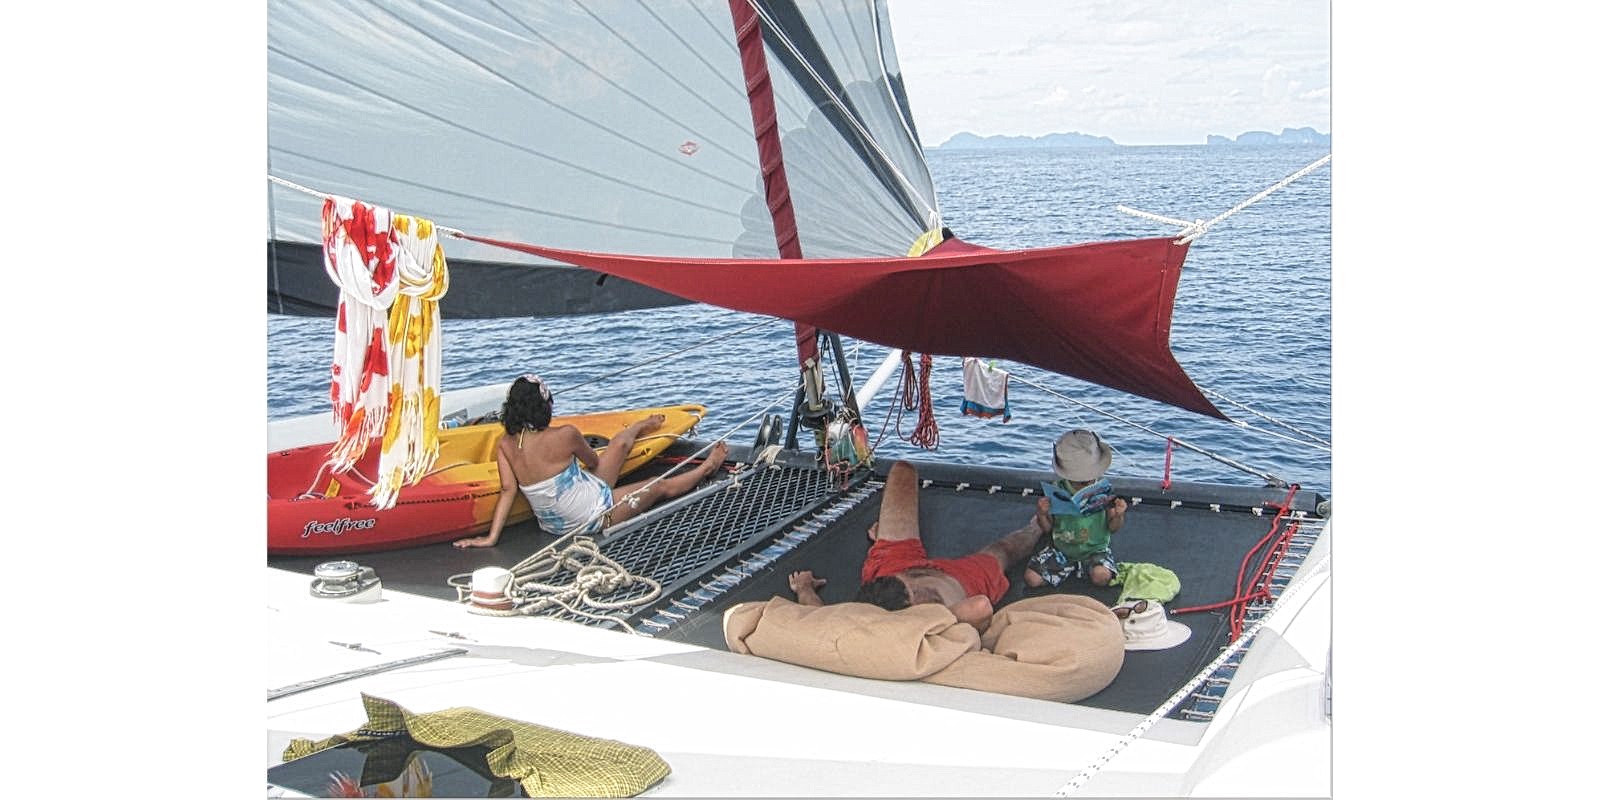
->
[520, 457, 614, 536]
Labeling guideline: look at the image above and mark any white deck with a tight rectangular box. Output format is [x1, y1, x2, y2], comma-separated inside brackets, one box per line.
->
[266, 552, 1330, 797]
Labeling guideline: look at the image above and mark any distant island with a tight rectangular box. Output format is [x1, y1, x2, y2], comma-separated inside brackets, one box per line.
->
[936, 131, 1116, 149]
[933, 127, 1329, 149]
[1206, 127, 1331, 146]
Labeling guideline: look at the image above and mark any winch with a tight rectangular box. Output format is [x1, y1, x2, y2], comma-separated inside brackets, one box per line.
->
[309, 560, 383, 603]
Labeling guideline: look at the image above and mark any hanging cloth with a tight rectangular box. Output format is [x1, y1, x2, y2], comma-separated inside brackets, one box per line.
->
[960, 357, 1012, 421]
[320, 196, 450, 509]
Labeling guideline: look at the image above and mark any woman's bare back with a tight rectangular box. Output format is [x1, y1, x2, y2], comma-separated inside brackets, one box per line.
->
[499, 425, 587, 487]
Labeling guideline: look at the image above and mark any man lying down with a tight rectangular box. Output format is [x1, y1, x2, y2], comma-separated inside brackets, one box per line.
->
[786, 460, 1051, 632]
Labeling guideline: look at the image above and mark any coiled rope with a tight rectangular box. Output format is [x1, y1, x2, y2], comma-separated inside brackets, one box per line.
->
[447, 382, 801, 630]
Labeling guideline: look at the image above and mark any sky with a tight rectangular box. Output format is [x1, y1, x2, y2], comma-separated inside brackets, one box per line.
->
[883, 0, 1330, 146]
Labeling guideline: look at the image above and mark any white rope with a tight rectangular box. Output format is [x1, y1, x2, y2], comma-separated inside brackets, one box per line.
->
[1116, 153, 1331, 244]
[267, 175, 466, 237]
[447, 381, 802, 627]
[468, 537, 662, 632]
[742, 0, 941, 227]
[1054, 551, 1330, 796]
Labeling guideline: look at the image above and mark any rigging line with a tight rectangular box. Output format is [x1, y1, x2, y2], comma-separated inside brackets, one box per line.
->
[869, 0, 941, 230]
[1006, 368, 1289, 488]
[1115, 154, 1332, 244]
[1053, 551, 1330, 797]
[1202, 385, 1332, 447]
[269, 47, 741, 219]
[356, 3, 754, 196]
[267, 173, 739, 269]
[460, 379, 804, 595]
[268, 148, 285, 315]
[1226, 419, 1332, 453]
[485, 0, 753, 168]
[271, 149, 733, 246]
[742, 0, 940, 224]
[552, 317, 784, 398]
[268, 175, 464, 237]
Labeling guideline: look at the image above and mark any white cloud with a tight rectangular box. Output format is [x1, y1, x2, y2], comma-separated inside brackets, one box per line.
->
[886, 0, 1331, 146]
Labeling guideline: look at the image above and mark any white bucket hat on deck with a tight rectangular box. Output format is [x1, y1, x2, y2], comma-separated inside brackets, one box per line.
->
[1053, 429, 1113, 482]
[1115, 600, 1192, 651]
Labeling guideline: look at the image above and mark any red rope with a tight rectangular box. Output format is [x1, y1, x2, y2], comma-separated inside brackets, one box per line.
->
[908, 353, 939, 450]
[1228, 486, 1300, 639]
[1169, 485, 1301, 644]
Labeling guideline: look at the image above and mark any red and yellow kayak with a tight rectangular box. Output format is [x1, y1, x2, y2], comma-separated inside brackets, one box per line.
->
[267, 403, 706, 555]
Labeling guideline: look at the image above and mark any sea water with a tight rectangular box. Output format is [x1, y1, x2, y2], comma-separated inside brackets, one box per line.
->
[267, 145, 1332, 494]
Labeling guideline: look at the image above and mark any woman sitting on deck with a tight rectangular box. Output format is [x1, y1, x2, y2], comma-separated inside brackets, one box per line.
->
[453, 375, 727, 548]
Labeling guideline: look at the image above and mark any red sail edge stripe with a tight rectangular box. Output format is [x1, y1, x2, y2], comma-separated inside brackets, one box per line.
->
[458, 232, 1226, 420]
[727, 0, 817, 368]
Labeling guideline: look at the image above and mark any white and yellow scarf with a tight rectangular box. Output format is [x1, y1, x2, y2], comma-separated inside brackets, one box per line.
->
[320, 196, 449, 509]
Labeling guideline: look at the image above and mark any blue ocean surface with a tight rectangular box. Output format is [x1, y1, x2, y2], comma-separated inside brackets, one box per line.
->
[268, 145, 1331, 495]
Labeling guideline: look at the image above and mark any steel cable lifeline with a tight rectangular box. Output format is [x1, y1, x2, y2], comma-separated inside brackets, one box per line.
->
[1006, 368, 1290, 487]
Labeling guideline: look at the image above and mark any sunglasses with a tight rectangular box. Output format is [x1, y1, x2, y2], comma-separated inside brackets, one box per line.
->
[1112, 599, 1150, 619]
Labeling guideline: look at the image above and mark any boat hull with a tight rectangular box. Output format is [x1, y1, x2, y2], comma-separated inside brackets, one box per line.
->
[267, 404, 705, 555]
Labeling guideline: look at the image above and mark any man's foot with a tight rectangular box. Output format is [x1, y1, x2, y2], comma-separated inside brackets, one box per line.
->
[788, 570, 826, 593]
[698, 440, 728, 478]
[1023, 568, 1044, 588]
[453, 534, 497, 549]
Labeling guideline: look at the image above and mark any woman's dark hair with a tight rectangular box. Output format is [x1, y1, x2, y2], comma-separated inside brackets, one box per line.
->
[502, 376, 553, 435]
[854, 576, 911, 611]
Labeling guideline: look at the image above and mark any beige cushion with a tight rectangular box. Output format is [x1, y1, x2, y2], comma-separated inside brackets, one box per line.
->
[723, 596, 979, 680]
[723, 594, 1123, 702]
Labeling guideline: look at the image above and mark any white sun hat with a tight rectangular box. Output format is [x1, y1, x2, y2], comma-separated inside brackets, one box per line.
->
[1115, 600, 1192, 651]
[1053, 429, 1113, 482]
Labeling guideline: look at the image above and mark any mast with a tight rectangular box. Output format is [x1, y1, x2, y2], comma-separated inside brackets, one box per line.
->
[727, 0, 860, 448]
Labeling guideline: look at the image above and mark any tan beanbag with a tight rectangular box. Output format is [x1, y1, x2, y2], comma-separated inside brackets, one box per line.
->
[723, 594, 1123, 702]
[723, 596, 980, 680]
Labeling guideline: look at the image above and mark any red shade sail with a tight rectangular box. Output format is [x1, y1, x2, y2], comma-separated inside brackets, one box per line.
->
[460, 233, 1224, 419]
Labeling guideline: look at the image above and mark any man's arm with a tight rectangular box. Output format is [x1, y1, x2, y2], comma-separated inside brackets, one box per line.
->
[788, 570, 827, 606]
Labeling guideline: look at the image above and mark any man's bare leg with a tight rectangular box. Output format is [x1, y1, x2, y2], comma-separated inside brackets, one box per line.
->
[980, 497, 1053, 572]
[871, 461, 921, 542]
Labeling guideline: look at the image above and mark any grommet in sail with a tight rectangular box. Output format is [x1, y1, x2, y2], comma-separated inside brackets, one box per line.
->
[309, 560, 382, 603]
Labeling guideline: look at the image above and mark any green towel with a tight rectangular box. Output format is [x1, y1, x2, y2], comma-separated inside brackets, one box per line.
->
[282, 694, 671, 797]
[1111, 562, 1181, 604]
